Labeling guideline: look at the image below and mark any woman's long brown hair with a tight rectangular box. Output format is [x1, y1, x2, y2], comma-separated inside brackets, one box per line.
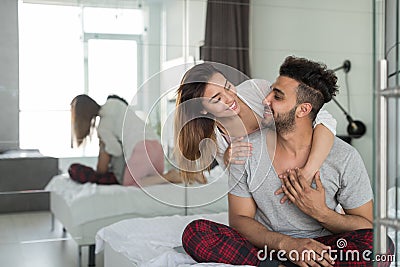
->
[174, 63, 223, 184]
[70, 94, 100, 147]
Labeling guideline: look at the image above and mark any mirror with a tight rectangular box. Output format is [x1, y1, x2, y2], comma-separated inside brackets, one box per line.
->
[0, 1, 377, 266]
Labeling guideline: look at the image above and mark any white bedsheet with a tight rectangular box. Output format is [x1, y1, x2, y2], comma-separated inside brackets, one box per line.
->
[45, 166, 229, 226]
[96, 212, 253, 267]
[96, 187, 400, 267]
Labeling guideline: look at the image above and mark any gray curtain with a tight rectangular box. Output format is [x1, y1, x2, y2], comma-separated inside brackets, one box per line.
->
[200, 0, 251, 81]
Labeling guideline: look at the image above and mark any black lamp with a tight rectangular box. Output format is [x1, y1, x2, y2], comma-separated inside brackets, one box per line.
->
[332, 60, 366, 139]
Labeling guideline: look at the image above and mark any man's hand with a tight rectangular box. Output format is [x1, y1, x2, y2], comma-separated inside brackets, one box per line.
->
[280, 169, 330, 220]
[275, 168, 314, 204]
[280, 236, 334, 267]
[223, 137, 252, 166]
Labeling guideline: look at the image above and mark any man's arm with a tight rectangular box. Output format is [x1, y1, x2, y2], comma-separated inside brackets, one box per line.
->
[318, 201, 373, 233]
[229, 193, 334, 267]
[281, 169, 373, 233]
[229, 193, 286, 250]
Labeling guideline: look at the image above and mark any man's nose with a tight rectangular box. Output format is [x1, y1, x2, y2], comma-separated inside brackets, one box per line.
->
[263, 93, 272, 106]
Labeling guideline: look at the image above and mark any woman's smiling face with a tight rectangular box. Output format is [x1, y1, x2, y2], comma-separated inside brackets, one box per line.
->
[201, 73, 240, 118]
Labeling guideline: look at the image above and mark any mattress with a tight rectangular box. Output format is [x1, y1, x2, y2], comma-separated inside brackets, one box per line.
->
[45, 165, 229, 227]
[96, 212, 253, 267]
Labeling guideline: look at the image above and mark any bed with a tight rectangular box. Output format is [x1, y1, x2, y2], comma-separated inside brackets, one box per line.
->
[95, 187, 400, 267]
[95, 212, 253, 267]
[45, 165, 229, 267]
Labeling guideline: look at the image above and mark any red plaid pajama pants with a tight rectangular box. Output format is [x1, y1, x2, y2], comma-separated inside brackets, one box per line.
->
[182, 219, 395, 267]
[68, 163, 119, 185]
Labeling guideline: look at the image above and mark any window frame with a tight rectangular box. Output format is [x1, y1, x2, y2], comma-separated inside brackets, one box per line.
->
[82, 32, 143, 99]
[18, 3, 144, 156]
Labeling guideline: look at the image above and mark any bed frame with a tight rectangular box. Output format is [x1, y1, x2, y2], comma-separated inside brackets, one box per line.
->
[50, 192, 152, 266]
[96, 212, 231, 267]
[47, 169, 229, 267]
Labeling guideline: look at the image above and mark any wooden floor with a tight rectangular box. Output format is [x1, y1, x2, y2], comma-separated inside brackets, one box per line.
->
[0, 211, 104, 267]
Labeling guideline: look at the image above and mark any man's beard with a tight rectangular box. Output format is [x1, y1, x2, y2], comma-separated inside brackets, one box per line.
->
[263, 106, 297, 135]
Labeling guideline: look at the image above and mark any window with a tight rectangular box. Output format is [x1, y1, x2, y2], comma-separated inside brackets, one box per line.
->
[83, 7, 143, 35]
[18, 3, 143, 156]
[87, 38, 139, 104]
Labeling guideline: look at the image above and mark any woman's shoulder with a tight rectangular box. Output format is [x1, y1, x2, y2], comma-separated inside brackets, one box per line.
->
[237, 79, 271, 98]
[235, 79, 271, 117]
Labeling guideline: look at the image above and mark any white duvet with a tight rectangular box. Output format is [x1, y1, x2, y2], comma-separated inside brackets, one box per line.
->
[95, 187, 400, 267]
[96, 212, 253, 267]
[45, 166, 229, 226]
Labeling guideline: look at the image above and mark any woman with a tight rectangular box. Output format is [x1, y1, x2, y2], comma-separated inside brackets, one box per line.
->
[69, 94, 180, 187]
[174, 63, 336, 185]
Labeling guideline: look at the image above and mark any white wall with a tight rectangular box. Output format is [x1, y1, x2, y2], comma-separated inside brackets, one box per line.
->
[250, 0, 374, 177]
[0, 0, 19, 151]
[187, 0, 207, 61]
[138, 1, 162, 115]
[0, 0, 375, 177]
[162, 0, 206, 63]
[163, 0, 184, 61]
[139, 0, 376, 178]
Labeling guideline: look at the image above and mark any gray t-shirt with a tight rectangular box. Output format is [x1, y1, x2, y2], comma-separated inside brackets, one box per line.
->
[228, 128, 373, 239]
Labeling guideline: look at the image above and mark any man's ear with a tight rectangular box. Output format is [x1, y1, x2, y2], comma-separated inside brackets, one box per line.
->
[297, 103, 312, 118]
[200, 110, 208, 115]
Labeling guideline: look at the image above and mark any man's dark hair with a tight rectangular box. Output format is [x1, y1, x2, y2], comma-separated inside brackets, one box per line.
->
[279, 56, 339, 120]
[107, 94, 128, 105]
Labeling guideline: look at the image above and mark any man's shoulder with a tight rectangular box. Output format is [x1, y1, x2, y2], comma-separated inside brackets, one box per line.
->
[332, 136, 354, 151]
[327, 137, 363, 166]
[237, 79, 271, 98]
[105, 98, 128, 109]
[246, 129, 272, 167]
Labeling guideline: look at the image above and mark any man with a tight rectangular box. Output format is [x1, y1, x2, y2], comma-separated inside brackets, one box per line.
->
[182, 56, 394, 266]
